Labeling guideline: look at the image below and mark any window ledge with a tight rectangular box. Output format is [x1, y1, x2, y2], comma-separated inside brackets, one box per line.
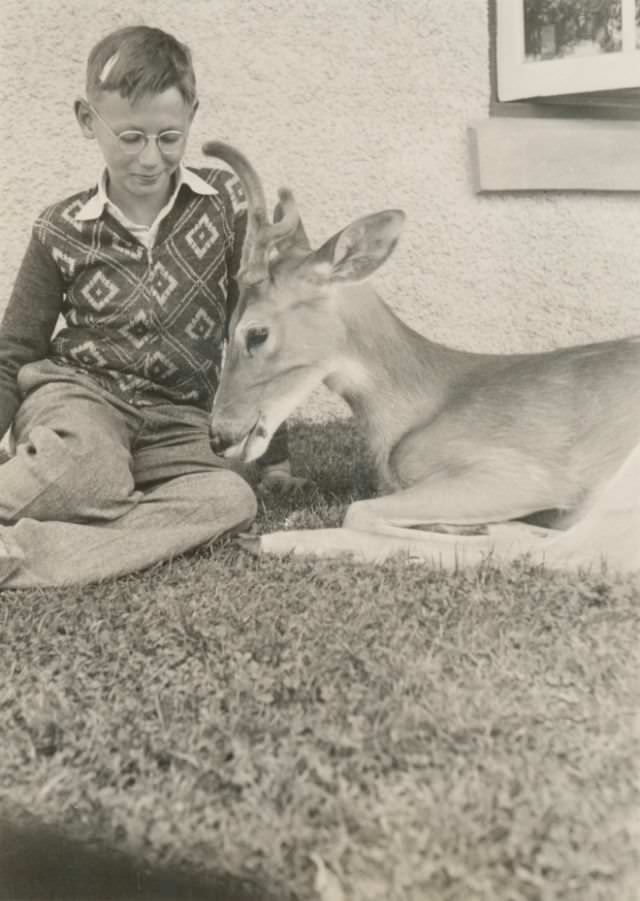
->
[469, 117, 640, 192]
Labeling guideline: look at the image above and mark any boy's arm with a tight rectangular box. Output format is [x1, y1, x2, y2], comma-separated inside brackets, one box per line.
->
[0, 235, 63, 438]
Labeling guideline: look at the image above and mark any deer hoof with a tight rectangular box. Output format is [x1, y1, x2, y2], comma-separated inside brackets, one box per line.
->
[234, 532, 262, 556]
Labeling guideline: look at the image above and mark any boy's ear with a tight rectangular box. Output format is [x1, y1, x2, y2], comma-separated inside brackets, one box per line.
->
[74, 98, 95, 139]
[189, 99, 199, 123]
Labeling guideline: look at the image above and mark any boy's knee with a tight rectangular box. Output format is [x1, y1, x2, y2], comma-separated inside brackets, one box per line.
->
[183, 470, 258, 529]
[13, 425, 135, 522]
[209, 469, 258, 524]
[232, 473, 259, 527]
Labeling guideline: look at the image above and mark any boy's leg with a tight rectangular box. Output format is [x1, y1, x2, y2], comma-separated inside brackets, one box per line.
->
[0, 470, 256, 587]
[129, 402, 247, 487]
[0, 387, 257, 588]
[1, 364, 140, 524]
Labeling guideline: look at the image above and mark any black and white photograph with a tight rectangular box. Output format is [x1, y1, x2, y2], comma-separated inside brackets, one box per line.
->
[497, 0, 640, 98]
[523, 0, 624, 60]
[0, 2, 638, 900]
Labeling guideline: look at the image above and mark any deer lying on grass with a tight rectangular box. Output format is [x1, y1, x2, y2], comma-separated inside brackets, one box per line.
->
[205, 141, 640, 573]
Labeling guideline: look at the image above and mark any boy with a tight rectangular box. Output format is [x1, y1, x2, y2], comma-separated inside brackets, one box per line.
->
[0, 25, 298, 588]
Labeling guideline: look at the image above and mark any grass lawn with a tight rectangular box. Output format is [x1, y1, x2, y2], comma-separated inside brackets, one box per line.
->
[1, 419, 639, 901]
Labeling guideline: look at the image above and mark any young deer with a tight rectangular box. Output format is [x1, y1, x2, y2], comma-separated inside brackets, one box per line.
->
[205, 141, 640, 573]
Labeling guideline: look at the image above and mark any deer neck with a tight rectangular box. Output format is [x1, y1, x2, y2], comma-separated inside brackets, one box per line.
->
[323, 285, 456, 466]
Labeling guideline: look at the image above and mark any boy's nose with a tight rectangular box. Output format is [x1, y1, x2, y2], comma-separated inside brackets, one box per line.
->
[138, 140, 163, 166]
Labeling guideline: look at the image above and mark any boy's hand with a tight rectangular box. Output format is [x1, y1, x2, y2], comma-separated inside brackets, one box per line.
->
[257, 459, 311, 496]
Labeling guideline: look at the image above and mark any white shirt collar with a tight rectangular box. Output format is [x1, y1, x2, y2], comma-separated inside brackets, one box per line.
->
[74, 165, 217, 222]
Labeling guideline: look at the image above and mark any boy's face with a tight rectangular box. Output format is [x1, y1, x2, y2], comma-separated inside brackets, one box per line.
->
[76, 87, 197, 206]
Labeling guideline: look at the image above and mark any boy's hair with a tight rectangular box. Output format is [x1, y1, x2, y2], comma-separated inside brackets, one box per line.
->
[86, 26, 196, 105]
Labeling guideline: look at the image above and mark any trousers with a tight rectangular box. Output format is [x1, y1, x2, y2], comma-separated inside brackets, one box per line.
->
[0, 361, 257, 588]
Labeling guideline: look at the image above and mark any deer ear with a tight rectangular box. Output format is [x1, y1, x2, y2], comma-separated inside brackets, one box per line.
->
[302, 210, 405, 284]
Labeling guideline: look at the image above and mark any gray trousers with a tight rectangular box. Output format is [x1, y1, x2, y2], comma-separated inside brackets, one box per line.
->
[0, 361, 257, 587]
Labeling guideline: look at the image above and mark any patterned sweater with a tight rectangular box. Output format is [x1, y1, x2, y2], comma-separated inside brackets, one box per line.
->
[0, 166, 287, 464]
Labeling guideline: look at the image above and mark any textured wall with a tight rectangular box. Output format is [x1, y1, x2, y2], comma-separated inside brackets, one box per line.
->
[2, 0, 638, 415]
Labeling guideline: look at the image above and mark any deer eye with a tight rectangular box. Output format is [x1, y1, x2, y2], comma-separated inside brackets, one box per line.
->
[245, 327, 269, 355]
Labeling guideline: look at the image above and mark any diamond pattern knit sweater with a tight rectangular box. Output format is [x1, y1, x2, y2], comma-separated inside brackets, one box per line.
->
[0, 167, 288, 464]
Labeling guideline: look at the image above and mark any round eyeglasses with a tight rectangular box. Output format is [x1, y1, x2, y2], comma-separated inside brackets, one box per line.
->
[88, 103, 186, 157]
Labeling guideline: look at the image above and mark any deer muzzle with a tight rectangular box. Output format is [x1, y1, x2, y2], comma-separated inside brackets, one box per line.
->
[210, 414, 270, 462]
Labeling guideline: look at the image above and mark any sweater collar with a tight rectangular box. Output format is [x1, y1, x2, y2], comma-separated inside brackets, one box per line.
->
[74, 165, 217, 222]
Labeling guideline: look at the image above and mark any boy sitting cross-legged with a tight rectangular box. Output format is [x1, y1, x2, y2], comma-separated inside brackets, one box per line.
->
[0, 25, 299, 588]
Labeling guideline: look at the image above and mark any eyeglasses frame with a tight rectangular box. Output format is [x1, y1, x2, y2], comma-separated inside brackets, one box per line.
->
[87, 102, 187, 157]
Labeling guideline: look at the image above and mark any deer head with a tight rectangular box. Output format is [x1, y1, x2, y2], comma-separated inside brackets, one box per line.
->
[204, 141, 405, 462]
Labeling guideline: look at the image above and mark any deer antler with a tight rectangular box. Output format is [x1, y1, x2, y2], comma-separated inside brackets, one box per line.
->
[202, 142, 301, 284]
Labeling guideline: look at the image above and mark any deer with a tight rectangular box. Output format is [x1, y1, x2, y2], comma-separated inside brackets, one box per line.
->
[204, 141, 640, 574]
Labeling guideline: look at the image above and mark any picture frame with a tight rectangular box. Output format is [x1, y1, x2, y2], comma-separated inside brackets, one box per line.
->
[496, 0, 640, 101]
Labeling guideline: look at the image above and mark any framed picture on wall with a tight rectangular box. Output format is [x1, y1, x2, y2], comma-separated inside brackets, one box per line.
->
[496, 0, 640, 101]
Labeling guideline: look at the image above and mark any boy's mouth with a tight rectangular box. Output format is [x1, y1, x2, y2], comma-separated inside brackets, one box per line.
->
[135, 172, 164, 182]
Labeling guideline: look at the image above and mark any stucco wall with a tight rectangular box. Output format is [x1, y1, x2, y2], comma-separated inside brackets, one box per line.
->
[1, 0, 638, 415]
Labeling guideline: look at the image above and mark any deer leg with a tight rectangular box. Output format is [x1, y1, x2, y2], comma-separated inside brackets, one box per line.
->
[341, 471, 556, 536]
[539, 442, 640, 573]
[339, 476, 552, 565]
[257, 524, 499, 565]
[255, 465, 552, 565]
[256, 448, 640, 572]
[249, 445, 640, 572]
[255, 519, 558, 566]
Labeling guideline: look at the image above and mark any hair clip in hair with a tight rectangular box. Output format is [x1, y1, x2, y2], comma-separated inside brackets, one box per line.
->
[98, 52, 119, 85]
